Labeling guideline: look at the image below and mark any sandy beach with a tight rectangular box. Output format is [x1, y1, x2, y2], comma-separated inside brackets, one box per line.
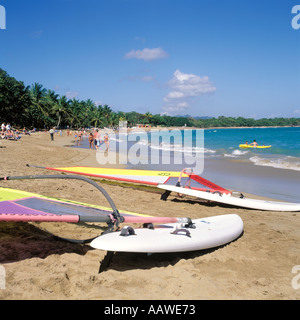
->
[0, 131, 299, 300]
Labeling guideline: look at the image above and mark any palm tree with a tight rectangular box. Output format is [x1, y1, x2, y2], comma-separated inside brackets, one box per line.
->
[82, 99, 96, 128]
[126, 111, 142, 126]
[68, 98, 82, 128]
[102, 105, 113, 127]
[52, 95, 70, 128]
[45, 89, 59, 123]
[108, 112, 119, 127]
[30, 83, 46, 104]
[29, 83, 50, 127]
[44, 89, 59, 103]
[142, 111, 153, 124]
[91, 105, 105, 128]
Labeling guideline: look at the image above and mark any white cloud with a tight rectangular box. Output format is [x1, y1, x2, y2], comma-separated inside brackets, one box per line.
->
[166, 70, 216, 99]
[134, 36, 146, 43]
[124, 47, 168, 61]
[30, 30, 43, 39]
[53, 85, 62, 91]
[66, 91, 79, 99]
[141, 75, 155, 82]
[121, 74, 156, 83]
[94, 101, 103, 107]
[162, 70, 216, 114]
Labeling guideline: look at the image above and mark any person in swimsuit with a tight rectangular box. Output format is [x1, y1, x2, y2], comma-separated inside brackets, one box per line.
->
[250, 140, 258, 147]
[88, 132, 94, 149]
[94, 129, 102, 150]
[74, 131, 78, 145]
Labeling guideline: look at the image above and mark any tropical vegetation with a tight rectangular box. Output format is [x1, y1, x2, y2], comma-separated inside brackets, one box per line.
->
[1, 68, 299, 129]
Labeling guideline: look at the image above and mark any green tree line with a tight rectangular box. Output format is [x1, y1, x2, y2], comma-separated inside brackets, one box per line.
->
[1, 68, 299, 129]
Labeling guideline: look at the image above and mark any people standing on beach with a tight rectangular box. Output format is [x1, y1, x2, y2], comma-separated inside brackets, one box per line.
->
[74, 131, 79, 146]
[94, 129, 102, 150]
[49, 128, 54, 141]
[88, 132, 94, 149]
[78, 130, 82, 145]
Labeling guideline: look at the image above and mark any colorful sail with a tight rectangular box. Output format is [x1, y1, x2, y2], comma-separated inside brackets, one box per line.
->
[0, 186, 191, 225]
[45, 166, 230, 194]
[0, 186, 130, 223]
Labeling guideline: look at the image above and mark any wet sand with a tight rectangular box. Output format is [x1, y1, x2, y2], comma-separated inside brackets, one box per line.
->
[0, 131, 299, 300]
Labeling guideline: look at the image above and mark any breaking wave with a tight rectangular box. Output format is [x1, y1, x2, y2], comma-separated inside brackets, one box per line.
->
[249, 156, 300, 171]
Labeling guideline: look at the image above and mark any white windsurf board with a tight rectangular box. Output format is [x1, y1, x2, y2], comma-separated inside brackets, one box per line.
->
[90, 214, 244, 253]
[158, 184, 300, 212]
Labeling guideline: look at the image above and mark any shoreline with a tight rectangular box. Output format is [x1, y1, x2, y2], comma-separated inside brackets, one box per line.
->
[127, 125, 300, 131]
[0, 131, 299, 300]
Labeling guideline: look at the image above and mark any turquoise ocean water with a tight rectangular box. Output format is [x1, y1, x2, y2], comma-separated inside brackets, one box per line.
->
[203, 127, 300, 170]
[125, 126, 300, 171]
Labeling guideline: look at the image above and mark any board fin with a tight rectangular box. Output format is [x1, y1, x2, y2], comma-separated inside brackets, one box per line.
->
[160, 190, 171, 201]
[99, 251, 115, 273]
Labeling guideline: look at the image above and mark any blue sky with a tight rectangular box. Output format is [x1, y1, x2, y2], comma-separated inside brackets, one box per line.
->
[1, 0, 300, 118]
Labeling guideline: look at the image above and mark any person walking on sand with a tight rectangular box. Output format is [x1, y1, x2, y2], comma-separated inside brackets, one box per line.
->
[49, 128, 54, 141]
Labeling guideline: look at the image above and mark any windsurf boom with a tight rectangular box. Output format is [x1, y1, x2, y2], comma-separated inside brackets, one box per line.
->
[0, 174, 192, 228]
